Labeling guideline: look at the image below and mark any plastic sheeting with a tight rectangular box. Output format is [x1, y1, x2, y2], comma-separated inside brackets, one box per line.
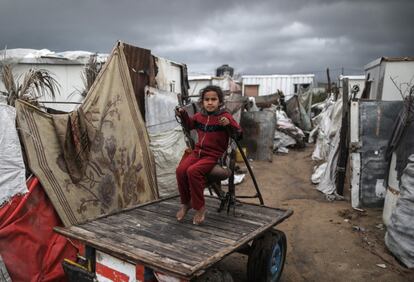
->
[145, 86, 180, 134]
[0, 105, 27, 206]
[316, 132, 340, 195]
[286, 95, 312, 132]
[310, 96, 342, 196]
[149, 127, 186, 197]
[145, 86, 187, 197]
[385, 154, 414, 268]
[0, 177, 78, 281]
[273, 130, 296, 152]
[274, 107, 305, 148]
[311, 162, 327, 184]
[311, 96, 342, 161]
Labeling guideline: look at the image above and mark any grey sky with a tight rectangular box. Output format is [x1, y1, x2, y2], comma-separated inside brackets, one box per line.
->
[1, 0, 413, 80]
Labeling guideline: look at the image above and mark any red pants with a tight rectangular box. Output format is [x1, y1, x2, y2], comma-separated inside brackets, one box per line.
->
[176, 152, 217, 210]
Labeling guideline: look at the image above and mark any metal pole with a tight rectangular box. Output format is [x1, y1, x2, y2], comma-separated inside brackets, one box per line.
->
[234, 139, 264, 205]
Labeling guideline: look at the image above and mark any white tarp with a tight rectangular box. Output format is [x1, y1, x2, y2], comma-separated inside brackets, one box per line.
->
[273, 130, 296, 152]
[385, 154, 414, 268]
[0, 105, 27, 205]
[145, 86, 187, 197]
[310, 95, 343, 196]
[149, 127, 186, 197]
[311, 96, 342, 161]
[265, 105, 304, 152]
[311, 162, 328, 184]
[316, 131, 340, 195]
[145, 86, 179, 134]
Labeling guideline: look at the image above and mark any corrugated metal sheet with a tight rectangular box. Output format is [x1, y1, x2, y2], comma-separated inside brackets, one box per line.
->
[123, 43, 155, 120]
[242, 75, 314, 98]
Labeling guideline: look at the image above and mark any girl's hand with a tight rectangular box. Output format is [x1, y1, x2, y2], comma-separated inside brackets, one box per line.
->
[219, 116, 230, 126]
[175, 107, 185, 117]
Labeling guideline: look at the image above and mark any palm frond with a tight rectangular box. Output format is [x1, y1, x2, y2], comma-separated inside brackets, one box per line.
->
[81, 53, 101, 97]
[0, 64, 18, 106]
[19, 68, 60, 101]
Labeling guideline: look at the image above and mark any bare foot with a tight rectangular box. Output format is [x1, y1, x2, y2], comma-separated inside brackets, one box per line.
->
[193, 206, 206, 225]
[176, 204, 191, 222]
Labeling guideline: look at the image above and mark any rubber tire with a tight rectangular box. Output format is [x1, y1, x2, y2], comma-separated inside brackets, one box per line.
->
[247, 229, 287, 282]
[194, 267, 234, 282]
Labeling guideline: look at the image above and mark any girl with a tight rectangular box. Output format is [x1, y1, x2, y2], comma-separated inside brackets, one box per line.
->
[175, 85, 242, 225]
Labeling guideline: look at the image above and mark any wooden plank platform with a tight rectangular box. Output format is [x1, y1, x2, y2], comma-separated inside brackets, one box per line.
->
[55, 195, 293, 279]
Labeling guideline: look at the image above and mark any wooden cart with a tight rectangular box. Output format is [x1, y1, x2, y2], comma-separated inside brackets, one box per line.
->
[55, 195, 293, 282]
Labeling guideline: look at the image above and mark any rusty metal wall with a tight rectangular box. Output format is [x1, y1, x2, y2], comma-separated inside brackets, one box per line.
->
[240, 111, 276, 162]
[122, 42, 155, 121]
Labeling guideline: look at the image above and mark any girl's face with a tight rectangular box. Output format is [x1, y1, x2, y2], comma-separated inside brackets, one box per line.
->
[203, 91, 220, 112]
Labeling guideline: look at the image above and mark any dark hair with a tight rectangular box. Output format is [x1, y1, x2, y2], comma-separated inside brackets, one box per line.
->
[198, 85, 225, 105]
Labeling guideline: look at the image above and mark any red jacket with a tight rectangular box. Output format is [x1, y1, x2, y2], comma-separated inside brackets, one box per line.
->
[180, 108, 242, 159]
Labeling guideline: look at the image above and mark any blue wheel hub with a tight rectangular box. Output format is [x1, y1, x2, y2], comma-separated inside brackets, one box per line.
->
[269, 241, 283, 281]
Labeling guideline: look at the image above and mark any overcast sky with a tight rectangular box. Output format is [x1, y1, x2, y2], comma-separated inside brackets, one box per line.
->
[1, 0, 413, 81]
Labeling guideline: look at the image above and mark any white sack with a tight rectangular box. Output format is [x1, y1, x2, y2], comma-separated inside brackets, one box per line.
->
[221, 174, 246, 185]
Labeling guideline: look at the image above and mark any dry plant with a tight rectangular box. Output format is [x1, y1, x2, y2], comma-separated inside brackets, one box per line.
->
[80, 53, 101, 97]
[0, 63, 60, 107]
[390, 75, 414, 99]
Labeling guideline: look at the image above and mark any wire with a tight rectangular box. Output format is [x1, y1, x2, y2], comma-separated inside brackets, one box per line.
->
[145, 119, 177, 128]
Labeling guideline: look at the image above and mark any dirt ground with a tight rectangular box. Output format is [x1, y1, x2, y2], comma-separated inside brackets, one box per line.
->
[215, 145, 414, 282]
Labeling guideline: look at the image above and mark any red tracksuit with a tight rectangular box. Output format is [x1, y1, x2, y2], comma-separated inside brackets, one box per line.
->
[176, 108, 241, 210]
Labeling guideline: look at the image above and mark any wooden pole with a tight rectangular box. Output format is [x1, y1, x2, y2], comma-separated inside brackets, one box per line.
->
[326, 68, 332, 99]
[336, 78, 350, 195]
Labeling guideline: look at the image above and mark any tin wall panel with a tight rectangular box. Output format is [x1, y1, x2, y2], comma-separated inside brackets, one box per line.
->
[358, 101, 403, 207]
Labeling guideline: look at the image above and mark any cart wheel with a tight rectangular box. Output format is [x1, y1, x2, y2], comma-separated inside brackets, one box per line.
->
[194, 267, 233, 282]
[247, 229, 287, 282]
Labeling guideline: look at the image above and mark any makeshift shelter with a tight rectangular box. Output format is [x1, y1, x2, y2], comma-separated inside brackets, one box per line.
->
[16, 42, 158, 226]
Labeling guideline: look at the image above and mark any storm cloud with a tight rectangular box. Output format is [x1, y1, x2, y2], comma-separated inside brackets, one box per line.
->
[1, 0, 413, 80]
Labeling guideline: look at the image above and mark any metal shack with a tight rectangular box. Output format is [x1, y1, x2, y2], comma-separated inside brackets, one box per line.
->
[241, 74, 315, 100]
[364, 57, 414, 101]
